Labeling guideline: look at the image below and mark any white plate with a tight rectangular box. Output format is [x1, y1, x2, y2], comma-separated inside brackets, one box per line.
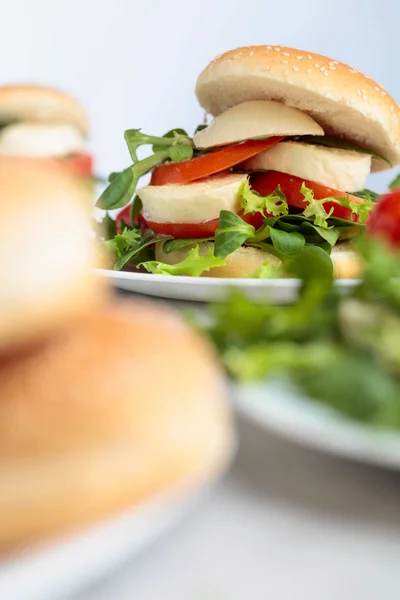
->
[0, 485, 210, 600]
[234, 379, 400, 470]
[98, 269, 359, 303]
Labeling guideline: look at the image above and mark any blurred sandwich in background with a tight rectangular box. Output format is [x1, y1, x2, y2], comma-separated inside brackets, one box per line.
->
[0, 85, 94, 185]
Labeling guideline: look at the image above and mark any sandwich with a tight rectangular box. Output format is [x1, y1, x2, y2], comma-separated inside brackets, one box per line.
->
[98, 45, 400, 279]
[0, 85, 93, 181]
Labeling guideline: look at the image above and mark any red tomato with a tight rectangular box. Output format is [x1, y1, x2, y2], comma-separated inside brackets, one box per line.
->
[144, 210, 265, 239]
[150, 137, 283, 186]
[250, 171, 365, 222]
[58, 152, 93, 178]
[368, 189, 400, 247]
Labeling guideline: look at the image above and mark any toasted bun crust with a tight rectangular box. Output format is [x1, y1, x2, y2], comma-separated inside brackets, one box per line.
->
[156, 242, 362, 279]
[0, 85, 89, 137]
[0, 157, 106, 351]
[0, 300, 234, 547]
[195, 45, 400, 171]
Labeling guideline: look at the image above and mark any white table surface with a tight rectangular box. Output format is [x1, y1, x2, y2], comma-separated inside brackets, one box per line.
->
[75, 293, 400, 600]
[75, 419, 400, 600]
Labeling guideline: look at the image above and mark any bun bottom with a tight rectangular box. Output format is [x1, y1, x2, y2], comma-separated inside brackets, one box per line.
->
[155, 242, 363, 279]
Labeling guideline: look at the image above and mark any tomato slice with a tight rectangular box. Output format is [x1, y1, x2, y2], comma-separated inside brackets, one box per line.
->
[250, 171, 365, 222]
[368, 189, 400, 247]
[57, 152, 93, 178]
[150, 137, 283, 186]
[144, 211, 265, 239]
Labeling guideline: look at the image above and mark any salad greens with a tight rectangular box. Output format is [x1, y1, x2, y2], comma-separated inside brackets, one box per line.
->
[239, 179, 288, 217]
[102, 175, 372, 276]
[201, 235, 400, 428]
[96, 128, 196, 211]
[139, 245, 224, 276]
[299, 135, 392, 167]
[95, 122, 395, 278]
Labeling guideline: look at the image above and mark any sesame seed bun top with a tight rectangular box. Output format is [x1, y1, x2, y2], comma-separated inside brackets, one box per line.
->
[195, 45, 400, 171]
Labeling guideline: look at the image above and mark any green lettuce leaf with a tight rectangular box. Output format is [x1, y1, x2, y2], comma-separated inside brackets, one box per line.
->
[389, 173, 400, 190]
[239, 178, 288, 217]
[300, 183, 336, 228]
[124, 128, 193, 163]
[268, 227, 305, 254]
[352, 189, 380, 202]
[299, 135, 392, 167]
[97, 152, 169, 210]
[139, 245, 225, 276]
[97, 128, 194, 211]
[113, 232, 164, 271]
[214, 210, 255, 259]
[162, 237, 213, 254]
[339, 195, 374, 224]
[284, 245, 334, 281]
[245, 259, 283, 279]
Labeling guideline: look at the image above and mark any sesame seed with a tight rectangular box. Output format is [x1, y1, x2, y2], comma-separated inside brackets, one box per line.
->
[274, 47, 281, 52]
[262, 65, 271, 71]
[266, 45, 272, 49]
[328, 61, 335, 66]
[349, 68, 358, 74]
[281, 60, 289, 64]
[324, 71, 329, 77]
[357, 89, 361, 95]
[390, 105, 394, 112]
[306, 68, 313, 73]
[249, 50, 255, 56]
[374, 86, 380, 91]
[314, 63, 320, 67]
[296, 55, 303, 59]
[307, 55, 313, 59]
[320, 66, 326, 72]
[325, 92, 333, 99]
[360, 88, 366, 93]
[381, 90, 386, 96]
[282, 52, 290, 56]
[293, 66, 300, 72]
[329, 66, 336, 70]
[283, 69, 290, 76]
[362, 95, 368, 101]
[235, 52, 243, 58]
[333, 61, 339, 65]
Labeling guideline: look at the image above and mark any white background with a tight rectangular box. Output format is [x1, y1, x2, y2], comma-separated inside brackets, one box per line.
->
[1, 0, 399, 191]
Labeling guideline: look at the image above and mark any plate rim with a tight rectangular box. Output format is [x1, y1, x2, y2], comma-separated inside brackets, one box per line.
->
[97, 268, 360, 288]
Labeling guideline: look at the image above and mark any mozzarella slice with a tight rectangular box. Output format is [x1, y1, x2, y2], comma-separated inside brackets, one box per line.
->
[137, 173, 247, 224]
[244, 141, 371, 192]
[0, 123, 86, 157]
[193, 101, 324, 149]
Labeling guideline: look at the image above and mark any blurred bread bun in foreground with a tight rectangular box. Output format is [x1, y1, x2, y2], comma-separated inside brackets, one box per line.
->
[0, 300, 234, 548]
[0, 157, 106, 351]
[0, 85, 89, 137]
